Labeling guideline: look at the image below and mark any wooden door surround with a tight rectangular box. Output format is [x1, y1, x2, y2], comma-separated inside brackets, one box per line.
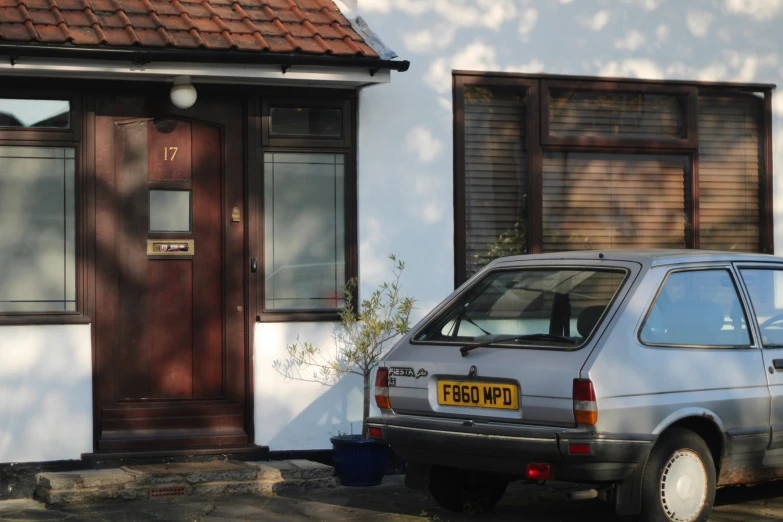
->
[93, 96, 250, 453]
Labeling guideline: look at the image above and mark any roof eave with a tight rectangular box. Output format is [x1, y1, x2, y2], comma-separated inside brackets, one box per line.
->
[0, 42, 410, 72]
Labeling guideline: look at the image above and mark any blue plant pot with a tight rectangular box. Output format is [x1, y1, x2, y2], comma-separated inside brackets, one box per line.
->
[330, 435, 389, 487]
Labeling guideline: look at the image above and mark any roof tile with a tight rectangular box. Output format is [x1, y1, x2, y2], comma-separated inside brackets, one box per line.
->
[148, 1, 179, 15]
[68, 26, 102, 44]
[61, 10, 91, 26]
[0, 0, 380, 58]
[0, 22, 31, 39]
[0, 7, 22, 22]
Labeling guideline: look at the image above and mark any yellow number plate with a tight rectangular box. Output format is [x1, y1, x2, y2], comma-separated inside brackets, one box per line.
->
[437, 381, 519, 410]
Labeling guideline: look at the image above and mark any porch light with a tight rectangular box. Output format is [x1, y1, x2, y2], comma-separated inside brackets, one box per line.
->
[170, 76, 197, 109]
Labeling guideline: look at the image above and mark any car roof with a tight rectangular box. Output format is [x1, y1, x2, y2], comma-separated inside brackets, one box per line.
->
[492, 249, 782, 268]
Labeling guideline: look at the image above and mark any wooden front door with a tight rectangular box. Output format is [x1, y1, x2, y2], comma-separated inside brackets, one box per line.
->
[93, 108, 249, 452]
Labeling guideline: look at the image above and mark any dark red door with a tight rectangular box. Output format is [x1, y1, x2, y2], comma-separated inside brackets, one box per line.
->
[94, 114, 249, 452]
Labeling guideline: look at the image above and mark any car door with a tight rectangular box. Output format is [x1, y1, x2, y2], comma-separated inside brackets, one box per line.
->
[736, 262, 783, 463]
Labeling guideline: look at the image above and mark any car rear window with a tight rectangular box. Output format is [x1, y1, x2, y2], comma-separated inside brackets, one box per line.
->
[413, 267, 628, 349]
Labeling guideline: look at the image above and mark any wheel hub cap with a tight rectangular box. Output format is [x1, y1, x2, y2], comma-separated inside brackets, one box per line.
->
[659, 449, 707, 522]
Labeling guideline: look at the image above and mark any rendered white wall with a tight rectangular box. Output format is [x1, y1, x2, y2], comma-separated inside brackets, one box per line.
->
[0, 325, 92, 463]
[255, 0, 783, 450]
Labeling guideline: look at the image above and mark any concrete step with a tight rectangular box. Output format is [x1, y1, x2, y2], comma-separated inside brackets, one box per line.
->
[35, 460, 336, 506]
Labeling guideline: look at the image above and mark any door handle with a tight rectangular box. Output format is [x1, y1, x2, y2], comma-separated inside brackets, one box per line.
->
[250, 257, 258, 273]
[773, 359, 783, 370]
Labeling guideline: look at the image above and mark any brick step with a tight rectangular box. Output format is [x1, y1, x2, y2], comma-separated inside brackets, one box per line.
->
[35, 460, 336, 506]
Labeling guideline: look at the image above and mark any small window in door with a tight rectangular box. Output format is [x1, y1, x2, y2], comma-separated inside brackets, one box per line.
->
[640, 269, 751, 347]
[739, 269, 783, 347]
[149, 190, 192, 233]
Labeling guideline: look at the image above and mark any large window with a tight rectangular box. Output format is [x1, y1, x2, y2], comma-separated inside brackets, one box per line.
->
[258, 99, 355, 321]
[0, 97, 83, 321]
[0, 146, 75, 312]
[414, 267, 627, 349]
[454, 74, 773, 285]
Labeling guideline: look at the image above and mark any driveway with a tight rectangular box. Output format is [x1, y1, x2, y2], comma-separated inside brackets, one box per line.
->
[2, 476, 783, 521]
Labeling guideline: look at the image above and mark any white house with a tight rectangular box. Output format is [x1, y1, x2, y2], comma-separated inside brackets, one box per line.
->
[0, 0, 779, 495]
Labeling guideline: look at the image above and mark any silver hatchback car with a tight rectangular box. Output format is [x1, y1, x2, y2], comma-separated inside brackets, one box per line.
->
[367, 250, 783, 522]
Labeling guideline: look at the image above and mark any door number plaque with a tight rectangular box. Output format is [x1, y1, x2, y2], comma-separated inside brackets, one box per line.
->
[147, 239, 195, 257]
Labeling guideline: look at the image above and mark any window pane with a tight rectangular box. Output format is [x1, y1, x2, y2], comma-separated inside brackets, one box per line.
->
[464, 86, 528, 278]
[0, 99, 70, 129]
[740, 269, 783, 346]
[270, 107, 342, 137]
[264, 153, 345, 311]
[548, 89, 686, 139]
[542, 153, 688, 251]
[641, 270, 750, 347]
[0, 146, 76, 312]
[149, 190, 191, 232]
[415, 268, 627, 348]
[698, 94, 763, 252]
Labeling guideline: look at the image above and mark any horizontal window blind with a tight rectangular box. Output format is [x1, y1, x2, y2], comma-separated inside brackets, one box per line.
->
[548, 90, 686, 140]
[464, 86, 528, 277]
[698, 95, 763, 252]
[542, 154, 688, 251]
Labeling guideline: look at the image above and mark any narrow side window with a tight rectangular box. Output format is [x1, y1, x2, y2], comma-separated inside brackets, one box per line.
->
[640, 269, 751, 347]
[739, 269, 783, 347]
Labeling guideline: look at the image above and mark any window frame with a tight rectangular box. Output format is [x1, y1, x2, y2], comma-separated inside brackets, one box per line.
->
[261, 98, 351, 149]
[256, 96, 358, 323]
[638, 266, 756, 350]
[452, 72, 775, 287]
[0, 92, 88, 325]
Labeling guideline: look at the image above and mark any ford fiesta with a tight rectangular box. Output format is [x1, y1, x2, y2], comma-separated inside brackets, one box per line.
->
[367, 250, 783, 522]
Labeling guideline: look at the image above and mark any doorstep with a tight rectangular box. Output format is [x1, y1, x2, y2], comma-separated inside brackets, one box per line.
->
[35, 459, 336, 505]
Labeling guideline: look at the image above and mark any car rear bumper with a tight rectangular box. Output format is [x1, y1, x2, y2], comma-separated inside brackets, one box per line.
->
[367, 414, 654, 483]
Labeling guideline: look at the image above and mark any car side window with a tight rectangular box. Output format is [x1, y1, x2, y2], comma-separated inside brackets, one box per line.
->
[640, 269, 751, 347]
[739, 268, 783, 347]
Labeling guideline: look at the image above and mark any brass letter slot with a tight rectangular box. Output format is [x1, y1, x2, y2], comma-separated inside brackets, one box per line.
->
[147, 239, 195, 257]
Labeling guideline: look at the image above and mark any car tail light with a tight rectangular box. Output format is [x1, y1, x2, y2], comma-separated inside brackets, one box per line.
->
[375, 368, 391, 409]
[526, 463, 553, 481]
[568, 443, 591, 455]
[573, 378, 598, 425]
[368, 427, 383, 438]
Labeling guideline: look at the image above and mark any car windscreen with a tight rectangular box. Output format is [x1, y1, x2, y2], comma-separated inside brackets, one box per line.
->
[413, 267, 628, 349]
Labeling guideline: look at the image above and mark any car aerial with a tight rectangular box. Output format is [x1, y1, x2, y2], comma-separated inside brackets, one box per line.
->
[366, 249, 783, 522]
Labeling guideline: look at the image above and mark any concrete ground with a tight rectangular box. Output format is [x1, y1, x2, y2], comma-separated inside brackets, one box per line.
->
[2, 476, 783, 521]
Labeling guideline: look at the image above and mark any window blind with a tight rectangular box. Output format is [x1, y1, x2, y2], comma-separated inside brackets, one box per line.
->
[548, 90, 686, 139]
[463, 87, 528, 277]
[698, 95, 763, 252]
[542, 153, 688, 251]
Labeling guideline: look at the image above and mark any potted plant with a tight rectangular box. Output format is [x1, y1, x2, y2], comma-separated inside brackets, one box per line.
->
[273, 254, 415, 486]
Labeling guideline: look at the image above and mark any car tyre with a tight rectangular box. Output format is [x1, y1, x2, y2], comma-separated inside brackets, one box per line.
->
[639, 428, 716, 522]
[428, 465, 508, 513]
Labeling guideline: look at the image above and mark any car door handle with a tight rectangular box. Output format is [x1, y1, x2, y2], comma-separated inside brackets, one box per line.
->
[773, 359, 783, 370]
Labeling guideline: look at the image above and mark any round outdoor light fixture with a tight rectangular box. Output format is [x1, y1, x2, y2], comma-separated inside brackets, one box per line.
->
[170, 76, 197, 109]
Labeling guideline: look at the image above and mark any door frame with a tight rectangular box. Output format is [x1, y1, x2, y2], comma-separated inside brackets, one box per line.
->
[87, 91, 254, 454]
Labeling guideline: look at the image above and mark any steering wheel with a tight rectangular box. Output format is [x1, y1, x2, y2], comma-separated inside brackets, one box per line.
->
[760, 314, 783, 330]
[759, 315, 783, 345]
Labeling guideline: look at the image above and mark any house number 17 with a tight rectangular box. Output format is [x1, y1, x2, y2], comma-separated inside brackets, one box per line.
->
[163, 147, 179, 161]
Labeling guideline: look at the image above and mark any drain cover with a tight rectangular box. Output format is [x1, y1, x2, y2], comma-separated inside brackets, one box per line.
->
[149, 485, 186, 499]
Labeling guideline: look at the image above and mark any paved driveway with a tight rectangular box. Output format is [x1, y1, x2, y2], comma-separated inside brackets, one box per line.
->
[2, 476, 783, 521]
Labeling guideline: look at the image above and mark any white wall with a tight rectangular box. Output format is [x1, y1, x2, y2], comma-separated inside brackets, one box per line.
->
[0, 325, 92, 463]
[257, 0, 783, 450]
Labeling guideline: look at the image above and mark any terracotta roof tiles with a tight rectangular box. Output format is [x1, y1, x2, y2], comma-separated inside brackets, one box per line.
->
[0, 0, 377, 56]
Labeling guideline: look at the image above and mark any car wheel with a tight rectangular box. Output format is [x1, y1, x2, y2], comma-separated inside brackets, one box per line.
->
[639, 428, 716, 522]
[428, 465, 508, 513]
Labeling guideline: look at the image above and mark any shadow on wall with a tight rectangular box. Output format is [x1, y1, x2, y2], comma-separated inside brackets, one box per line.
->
[254, 322, 381, 451]
[0, 324, 92, 465]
